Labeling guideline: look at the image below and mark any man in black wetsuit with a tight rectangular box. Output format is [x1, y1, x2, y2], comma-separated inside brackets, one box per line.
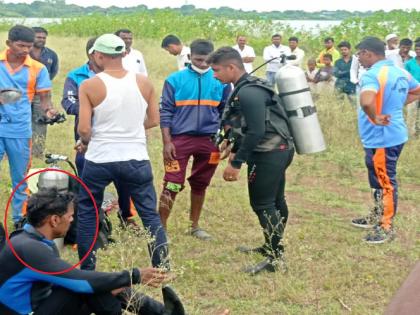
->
[208, 47, 295, 275]
[0, 188, 185, 315]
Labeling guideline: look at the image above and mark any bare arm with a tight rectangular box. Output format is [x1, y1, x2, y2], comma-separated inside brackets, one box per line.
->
[360, 90, 390, 125]
[77, 81, 93, 144]
[137, 75, 159, 129]
[405, 86, 420, 104]
[242, 56, 255, 63]
[38, 91, 57, 118]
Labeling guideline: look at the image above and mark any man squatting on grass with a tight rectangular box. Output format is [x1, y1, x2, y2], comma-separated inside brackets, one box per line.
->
[0, 188, 186, 315]
[351, 37, 420, 244]
[75, 34, 169, 270]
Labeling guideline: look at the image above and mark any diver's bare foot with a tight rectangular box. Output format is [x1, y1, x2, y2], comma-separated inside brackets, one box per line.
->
[216, 310, 230, 315]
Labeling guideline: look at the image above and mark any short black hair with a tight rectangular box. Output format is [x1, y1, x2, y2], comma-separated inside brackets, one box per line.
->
[32, 26, 48, 35]
[289, 37, 299, 42]
[86, 36, 97, 57]
[324, 37, 334, 43]
[27, 188, 74, 228]
[161, 34, 181, 48]
[115, 29, 132, 36]
[207, 46, 245, 70]
[415, 37, 420, 43]
[338, 41, 351, 49]
[190, 39, 214, 56]
[415, 42, 420, 48]
[399, 38, 413, 47]
[322, 53, 333, 61]
[272, 34, 282, 39]
[356, 36, 385, 56]
[8, 25, 35, 43]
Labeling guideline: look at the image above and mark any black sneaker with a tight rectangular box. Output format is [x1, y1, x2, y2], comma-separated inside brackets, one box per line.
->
[243, 258, 277, 275]
[351, 207, 381, 229]
[243, 253, 287, 276]
[364, 226, 395, 244]
[236, 245, 269, 257]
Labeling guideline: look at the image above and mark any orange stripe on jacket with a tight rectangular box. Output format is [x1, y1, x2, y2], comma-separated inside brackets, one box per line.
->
[372, 148, 394, 229]
[175, 99, 220, 107]
[27, 61, 44, 103]
[21, 139, 33, 216]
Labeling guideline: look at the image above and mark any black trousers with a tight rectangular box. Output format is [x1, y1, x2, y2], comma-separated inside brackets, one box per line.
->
[247, 149, 294, 257]
[33, 287, 165, 315]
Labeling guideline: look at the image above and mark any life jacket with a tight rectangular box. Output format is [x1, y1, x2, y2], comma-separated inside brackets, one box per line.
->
[224, 75, 294, 149]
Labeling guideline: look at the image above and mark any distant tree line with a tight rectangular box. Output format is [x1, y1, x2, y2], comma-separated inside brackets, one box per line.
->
[0, 0, 379, 20]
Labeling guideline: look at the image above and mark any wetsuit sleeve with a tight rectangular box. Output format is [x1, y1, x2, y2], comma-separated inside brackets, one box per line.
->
[61, 76, 79, 115]
[160, 80, 176, 128]
[230, 86, 268, 168]
[19, 241, 140, 294]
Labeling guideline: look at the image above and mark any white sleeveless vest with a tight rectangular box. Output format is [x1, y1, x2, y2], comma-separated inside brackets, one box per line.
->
[85, 71, 149, 163]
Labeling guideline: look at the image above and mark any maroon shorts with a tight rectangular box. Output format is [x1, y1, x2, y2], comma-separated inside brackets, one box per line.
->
[163, 135, 220, 195]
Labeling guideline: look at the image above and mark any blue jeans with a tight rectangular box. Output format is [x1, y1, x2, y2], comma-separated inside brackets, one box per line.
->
[77, 159, 169, 270]
[266, 71, 277, 87]
[76, 151, 136, 220]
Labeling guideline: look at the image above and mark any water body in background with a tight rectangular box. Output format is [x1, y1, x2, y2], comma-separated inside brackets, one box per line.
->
[0, 17, 342, 33]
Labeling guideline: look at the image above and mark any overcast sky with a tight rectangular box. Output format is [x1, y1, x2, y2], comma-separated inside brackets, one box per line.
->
[4, 0, 420, 12]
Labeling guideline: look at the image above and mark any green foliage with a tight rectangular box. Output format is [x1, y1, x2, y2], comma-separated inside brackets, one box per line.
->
[42, 10, 419, 56]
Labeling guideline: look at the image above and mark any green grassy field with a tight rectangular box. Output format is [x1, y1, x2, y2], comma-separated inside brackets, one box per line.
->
[1, 34, 419, 315]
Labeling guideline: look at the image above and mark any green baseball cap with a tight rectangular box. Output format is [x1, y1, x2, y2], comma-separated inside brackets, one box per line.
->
[88, 34, 126, 55]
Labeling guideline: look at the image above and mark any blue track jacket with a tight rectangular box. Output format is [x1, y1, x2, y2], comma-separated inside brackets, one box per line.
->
[160, 66, 231, 136]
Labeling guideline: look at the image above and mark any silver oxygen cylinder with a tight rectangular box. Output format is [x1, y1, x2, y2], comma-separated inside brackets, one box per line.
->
[37, 166, 69, 192]
[275, 64, 326, 154]
[37, 166, 69, 250]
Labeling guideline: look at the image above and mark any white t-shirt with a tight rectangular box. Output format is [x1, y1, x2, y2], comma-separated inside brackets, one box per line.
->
[177, 46, 191, 70]
[122, 48, 148, 76]
[263, 44, 291, 73]
[386, 50, 416, 69]
[287, 47, 305, 68]
[232, 44, 256, 73]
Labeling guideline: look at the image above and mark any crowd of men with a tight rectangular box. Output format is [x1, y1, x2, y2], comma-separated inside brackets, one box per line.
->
[0, 24, 420, 314]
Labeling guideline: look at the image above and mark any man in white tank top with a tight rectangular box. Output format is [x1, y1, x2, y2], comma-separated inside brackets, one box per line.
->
[75, 34, 169, 271]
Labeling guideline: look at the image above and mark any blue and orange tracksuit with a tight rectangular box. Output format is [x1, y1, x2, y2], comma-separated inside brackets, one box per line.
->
[0, 50, 51, 223]
[359, 60, 420, 230]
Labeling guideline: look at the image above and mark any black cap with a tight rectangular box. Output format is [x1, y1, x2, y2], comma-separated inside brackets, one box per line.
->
[356, 36, 385, 56]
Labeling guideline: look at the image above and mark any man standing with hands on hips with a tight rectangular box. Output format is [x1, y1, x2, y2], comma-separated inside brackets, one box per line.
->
[351, 37, 420, 243]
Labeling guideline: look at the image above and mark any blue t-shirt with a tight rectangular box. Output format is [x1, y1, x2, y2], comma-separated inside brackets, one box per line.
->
[358, 59, 420, 148]
[0, 50, 51, 138]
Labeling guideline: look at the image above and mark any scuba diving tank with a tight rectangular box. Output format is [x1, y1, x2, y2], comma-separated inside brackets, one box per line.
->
[275, 64, 326, 154]
[37, 166, 69, 193]
[37, 156, 71, 251]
